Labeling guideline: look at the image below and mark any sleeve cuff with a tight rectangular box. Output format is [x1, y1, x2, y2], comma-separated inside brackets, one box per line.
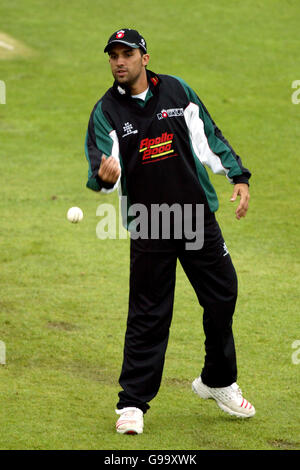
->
[232, 175, 250, 186]
[86, 174, 120, 193]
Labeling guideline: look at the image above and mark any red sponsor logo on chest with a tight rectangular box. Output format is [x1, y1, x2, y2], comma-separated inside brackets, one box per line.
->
[139, 132, 176, 163]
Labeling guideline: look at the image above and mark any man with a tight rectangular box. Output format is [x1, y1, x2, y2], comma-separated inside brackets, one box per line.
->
[85, 29, 255, 435]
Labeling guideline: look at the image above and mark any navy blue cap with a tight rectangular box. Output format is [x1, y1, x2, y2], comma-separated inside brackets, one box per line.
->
[104, 29, 147, 53]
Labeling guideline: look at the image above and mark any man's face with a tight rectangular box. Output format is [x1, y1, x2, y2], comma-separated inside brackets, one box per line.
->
[108, 44, 149, 89]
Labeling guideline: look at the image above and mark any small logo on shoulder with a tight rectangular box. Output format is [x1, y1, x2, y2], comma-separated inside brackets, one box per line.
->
[157, 108, 184, 120]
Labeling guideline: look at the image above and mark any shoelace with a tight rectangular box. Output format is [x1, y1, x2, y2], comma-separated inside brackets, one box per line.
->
[229, 384, 243, 399]
[218, 384, 243, 401]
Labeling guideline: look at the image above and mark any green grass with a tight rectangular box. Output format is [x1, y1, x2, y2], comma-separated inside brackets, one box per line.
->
[0, 0, 300, 450]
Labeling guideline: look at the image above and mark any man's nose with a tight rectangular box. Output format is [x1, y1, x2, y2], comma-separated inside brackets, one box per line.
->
[116, 56, 125, 66]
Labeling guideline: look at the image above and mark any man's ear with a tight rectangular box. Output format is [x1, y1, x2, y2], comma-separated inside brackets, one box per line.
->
[142, 54, 150, 67]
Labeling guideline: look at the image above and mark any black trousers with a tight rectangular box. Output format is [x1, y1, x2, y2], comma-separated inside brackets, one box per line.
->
[117, 216, 238, 413]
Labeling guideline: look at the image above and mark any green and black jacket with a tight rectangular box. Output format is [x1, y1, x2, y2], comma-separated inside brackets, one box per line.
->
[85, 70, 251, 214]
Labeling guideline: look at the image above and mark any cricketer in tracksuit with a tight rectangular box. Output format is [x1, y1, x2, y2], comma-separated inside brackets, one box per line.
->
[84, 67, 251, 414]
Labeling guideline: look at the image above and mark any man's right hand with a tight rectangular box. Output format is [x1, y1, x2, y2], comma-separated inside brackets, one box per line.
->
[98, 155, 121, 184]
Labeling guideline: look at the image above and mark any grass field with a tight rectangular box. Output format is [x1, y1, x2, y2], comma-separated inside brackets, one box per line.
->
[0, 0, 299, 451]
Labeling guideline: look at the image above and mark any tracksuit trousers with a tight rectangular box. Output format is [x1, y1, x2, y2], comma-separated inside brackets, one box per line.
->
[117, 215, 238, 413]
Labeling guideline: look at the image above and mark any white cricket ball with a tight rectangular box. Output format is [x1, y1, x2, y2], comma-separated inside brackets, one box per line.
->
[67, 207, 83, 223]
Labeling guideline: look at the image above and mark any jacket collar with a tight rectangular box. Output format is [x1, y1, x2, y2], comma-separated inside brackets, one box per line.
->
[112, 69, 160, 99]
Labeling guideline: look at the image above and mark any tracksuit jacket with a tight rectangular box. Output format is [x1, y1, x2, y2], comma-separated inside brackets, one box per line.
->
[85, 69, 251, 219]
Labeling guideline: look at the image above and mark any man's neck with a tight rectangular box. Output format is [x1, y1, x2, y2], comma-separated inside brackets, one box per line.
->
[129, 70, 148, 95]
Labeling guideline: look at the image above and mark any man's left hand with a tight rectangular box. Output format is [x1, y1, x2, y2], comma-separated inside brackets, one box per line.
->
[230, 183, 250, 219]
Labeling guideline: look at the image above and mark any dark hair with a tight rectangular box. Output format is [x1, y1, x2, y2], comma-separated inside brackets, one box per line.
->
[108, 46, 145, 57]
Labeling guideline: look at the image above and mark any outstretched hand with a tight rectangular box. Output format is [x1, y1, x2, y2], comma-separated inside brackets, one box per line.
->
[230, 183, 250, 219]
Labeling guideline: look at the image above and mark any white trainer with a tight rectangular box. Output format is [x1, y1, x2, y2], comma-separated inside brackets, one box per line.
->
[192, 376, 256, 418]
[115, 407, 144, 434]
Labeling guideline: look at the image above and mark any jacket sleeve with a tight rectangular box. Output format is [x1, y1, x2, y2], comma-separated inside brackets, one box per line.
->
[84, 100, 121, 193]
[174, 76, 251, 185]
